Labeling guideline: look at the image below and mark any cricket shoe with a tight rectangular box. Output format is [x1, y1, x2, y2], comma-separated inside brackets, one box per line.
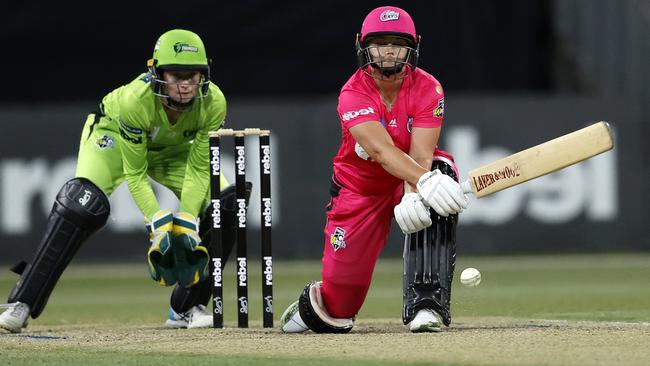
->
[0, 302, 30, 333]
[280, 300, 308, 333]
[408, 309, 442, 333]
[165, 304, 212, 329]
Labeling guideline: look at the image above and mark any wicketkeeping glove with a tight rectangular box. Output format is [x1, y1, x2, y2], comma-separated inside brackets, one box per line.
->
[171, 212, 209, 288]
[416, 169, 469, 217]
[394, 192, 432, 234]
[146, 209, 177, 286]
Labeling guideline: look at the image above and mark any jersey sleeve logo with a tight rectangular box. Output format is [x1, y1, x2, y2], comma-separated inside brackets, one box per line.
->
[341, 106, 375, 122]
[119, 120, 143, 144]
[433, 98, 445, 117]
[119, 120, 143, 135]
[120, 128, 143, 144]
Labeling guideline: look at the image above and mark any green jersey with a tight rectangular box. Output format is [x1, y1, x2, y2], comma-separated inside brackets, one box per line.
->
[99, 73, 226, 218]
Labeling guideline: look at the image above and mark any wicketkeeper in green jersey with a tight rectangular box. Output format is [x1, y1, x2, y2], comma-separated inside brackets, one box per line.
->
[0, 29, 247, 333]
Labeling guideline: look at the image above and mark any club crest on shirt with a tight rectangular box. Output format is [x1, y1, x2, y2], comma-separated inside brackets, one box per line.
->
[407, 117, 414, 133]
[96, 135, 114, 150]
[434, 98, 445, 117]
[330, 227, 346, 252]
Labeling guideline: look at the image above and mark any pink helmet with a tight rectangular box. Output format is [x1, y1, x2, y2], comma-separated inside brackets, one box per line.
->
[356, 6, 420, 78]
[359, 6, 418, 45]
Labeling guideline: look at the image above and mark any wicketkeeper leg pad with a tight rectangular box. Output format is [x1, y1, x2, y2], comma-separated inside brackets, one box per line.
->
[8, 178, 110, 318]
[298, 281, 354, 333]
[402, 158, 458, 326]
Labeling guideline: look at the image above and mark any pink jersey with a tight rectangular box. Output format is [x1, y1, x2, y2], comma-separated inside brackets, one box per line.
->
[333, 68, 445, 195]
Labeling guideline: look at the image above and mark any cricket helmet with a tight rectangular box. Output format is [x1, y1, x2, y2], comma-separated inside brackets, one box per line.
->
[356, 6, 420, 78]
[147, 29, 211, 110]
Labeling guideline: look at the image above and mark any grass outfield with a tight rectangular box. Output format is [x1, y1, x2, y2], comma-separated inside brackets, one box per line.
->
[1, 253, 649, 365]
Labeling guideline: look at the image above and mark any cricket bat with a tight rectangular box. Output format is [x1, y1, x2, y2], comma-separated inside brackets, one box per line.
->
[460, 121, 614, 198]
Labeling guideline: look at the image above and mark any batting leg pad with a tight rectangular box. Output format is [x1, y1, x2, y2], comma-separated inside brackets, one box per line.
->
[402, 159, 459, 326]
[8, 178, 110, 318]
[297, 281, 354, 334]
[170, 182, 252, 313]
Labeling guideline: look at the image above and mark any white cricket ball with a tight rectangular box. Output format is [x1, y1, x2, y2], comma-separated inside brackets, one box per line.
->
[460, 267, 481, 287]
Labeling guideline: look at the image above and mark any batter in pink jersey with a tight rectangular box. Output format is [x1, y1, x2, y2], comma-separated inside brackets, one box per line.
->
[281, 6, 469, 334]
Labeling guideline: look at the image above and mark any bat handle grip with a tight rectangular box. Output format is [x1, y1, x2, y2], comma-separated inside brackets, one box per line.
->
[460, 180, 473, 194]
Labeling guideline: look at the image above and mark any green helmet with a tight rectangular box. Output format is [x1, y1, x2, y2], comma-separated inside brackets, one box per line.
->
[148, 29, 211, 111]
[153, 29, 209, 71]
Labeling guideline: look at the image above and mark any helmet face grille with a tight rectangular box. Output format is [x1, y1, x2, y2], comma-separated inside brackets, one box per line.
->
[356, 40, 419, 80]
[150, 72, 210, 112]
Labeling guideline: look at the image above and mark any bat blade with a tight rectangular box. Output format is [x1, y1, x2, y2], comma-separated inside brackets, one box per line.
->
[460, 121, 614, 198]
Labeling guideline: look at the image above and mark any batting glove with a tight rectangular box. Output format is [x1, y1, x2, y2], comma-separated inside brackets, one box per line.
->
[416, 169, 469, 217]
[394, 192, 432, 234]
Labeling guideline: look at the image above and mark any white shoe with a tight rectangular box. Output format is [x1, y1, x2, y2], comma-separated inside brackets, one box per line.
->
[280, 300, 308, 333]
[165, 305, 212, 329]
[0, 302, 30, 333]
[408, 309, 442, 333]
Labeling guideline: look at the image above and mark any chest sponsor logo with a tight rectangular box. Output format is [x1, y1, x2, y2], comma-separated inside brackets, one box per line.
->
[342, 107, 375, 122]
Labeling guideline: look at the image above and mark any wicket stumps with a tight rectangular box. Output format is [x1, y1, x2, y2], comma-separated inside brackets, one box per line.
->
[208, 128, 273, 328]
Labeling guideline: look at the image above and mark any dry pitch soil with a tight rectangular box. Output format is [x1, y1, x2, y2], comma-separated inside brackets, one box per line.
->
[2, 317, 649, 366]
